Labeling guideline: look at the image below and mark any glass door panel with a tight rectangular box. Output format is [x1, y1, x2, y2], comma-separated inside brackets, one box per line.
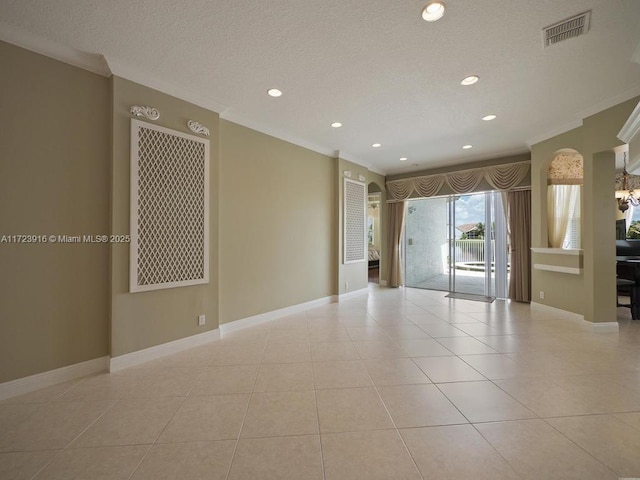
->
[405, 191, 509, 300]
[405, 197, 450, 291]
[451, 193, 487, 296]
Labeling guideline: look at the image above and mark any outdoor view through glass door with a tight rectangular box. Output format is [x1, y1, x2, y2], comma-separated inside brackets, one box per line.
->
[404, 192, 509, 299]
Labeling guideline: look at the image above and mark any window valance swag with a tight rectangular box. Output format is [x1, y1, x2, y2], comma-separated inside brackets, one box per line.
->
[386, 161, 530, 201]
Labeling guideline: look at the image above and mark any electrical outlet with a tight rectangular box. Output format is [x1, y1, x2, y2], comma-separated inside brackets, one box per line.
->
[345, 282, 349, 290]
[539, 291, 545, 299]
[198, 314, 206, 326]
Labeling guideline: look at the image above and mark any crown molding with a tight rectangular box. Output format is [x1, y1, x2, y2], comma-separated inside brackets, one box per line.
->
[221, 108, 336, 156]
[527, 119, 584, 148]
[220, 109, 383, 176]
[0, 24, 386, 174]
[578, 84, 640, 120]
[0, 22, 111, 76]
[0, 23, 229, 114]
[106, 58, 228, 114]
[618, 100, 640, 144]
[367, 165, 387, 177]
[527, 86, 640, 148]
[338, 151, 386, 176]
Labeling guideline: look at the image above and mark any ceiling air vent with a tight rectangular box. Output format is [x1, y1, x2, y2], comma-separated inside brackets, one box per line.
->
[543, 11, 591, 47]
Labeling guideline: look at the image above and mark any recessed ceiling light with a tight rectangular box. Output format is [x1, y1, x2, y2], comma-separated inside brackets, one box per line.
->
[482, 114, 497, 121]
[460, 75, 479, 86]
[267, 88, 282, 97]
[400, 157, 408, 161]
[422, 1, 446, 22]
[372, 143, 382, 148]
[331, 122, 342, 128]
[462, 145, 473, 149]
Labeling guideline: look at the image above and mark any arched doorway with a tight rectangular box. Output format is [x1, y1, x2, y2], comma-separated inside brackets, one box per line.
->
[368, 182, 382, 284]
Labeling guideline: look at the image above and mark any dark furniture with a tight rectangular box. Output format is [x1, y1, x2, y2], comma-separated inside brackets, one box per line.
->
[616, 240, 640, 319]
[368, 248, 380, 269]
[616, 219, 627, 240]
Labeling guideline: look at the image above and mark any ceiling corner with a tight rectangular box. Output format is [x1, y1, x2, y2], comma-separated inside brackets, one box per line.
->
[0, 21, 112, 76]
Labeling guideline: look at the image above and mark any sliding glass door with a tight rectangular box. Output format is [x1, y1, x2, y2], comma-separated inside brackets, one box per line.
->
[405, 191, 508, 299]
[405, 196, 450, 291]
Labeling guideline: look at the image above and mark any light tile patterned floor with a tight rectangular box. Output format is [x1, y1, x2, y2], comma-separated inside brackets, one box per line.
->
[2, 286, 640, 479]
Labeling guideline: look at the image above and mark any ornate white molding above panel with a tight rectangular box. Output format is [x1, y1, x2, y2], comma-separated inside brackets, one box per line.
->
[187, 120, 210, 137]
[358, 174, 366, 182]
[343, 170, 352, 178]
[129, 105, 160, 121]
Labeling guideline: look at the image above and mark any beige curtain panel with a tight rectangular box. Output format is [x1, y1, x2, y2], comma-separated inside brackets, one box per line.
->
[508, 190, 531, 302]
[414, 175, 446, 197]
[547, 185, 580, 248]
[386, 201, 407, 288]
[386, 161, 530, 201]
[387, 179, 414, 200]
[446, 170, 484, 193]
[485, 162, 530, 190]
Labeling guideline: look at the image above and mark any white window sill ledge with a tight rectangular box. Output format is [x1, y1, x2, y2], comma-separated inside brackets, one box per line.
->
[533, 264, 582, 275]
[531, 247, 583, 256]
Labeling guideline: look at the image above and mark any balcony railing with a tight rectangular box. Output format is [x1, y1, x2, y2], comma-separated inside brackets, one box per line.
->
[454, 239, 494, 263]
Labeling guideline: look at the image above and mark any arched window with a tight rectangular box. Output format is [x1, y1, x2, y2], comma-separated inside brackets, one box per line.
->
[547, 151, 583, 249]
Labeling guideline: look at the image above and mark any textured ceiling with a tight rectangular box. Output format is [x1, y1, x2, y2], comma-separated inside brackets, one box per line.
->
[1, 0, 640, 175]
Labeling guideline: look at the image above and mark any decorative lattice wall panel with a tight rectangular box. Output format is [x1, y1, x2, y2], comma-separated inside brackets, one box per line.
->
[344, 178, 366, 264]
[130, 119, 209, 292]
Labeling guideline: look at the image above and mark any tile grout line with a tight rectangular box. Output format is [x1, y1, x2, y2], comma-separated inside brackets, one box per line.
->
[5, 289, 640, 479]
[429, 305, 530, 480]
[222, 331, 269, 480]
[420, 306, 534, 479]
[468, 420, 527, 480]
[27, 396, 119, 480]
[0, 380, 90, 479]
[539, 416, 622, 478]
[360, 352, 427, 480]
[125, 347, 218, 480]
[309, 350, 327, 480]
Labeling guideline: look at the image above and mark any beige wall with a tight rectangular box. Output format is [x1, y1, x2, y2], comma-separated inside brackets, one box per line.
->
[0, 42, 110, 382]
[110, 77, 220, 356]
[531, 97, 640, 321]
[219, 120, 336, 323]
[0, 42, 382, 384]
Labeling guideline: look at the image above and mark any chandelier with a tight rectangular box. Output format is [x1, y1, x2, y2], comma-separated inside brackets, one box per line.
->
[616, 152, 639, 212]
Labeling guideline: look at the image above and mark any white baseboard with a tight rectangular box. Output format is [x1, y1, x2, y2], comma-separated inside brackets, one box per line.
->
[220, 295, 336, 335]
[109, 329, 220, 372]
[0, 356, 109, 401]
[588, 322, 619, 333]
[530, 301, 619, 333]
[337, 287, 370, 301]
[530, 301, 584, 321]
